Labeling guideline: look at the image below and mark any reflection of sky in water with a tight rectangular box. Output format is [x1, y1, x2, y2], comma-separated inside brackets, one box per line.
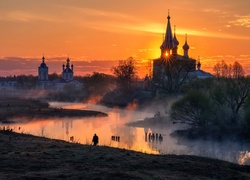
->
[3, 102, 250, 165]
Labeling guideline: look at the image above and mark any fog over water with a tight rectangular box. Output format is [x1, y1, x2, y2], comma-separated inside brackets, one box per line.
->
[4, 102, 250, 165]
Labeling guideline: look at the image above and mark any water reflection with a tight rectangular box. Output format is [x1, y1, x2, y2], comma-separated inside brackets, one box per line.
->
[1, 102, 250, 165]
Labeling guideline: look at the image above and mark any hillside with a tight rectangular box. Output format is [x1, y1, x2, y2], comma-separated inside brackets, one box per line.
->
[0, 130, 249, 180]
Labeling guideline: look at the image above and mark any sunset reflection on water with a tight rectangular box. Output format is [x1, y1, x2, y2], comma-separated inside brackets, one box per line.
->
[8, 102, 167, 155]
[2, 102, 250, 165]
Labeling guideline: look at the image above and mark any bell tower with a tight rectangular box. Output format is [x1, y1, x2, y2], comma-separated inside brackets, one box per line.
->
[38, 55, 48, 81]
[160, 10, 173, 58]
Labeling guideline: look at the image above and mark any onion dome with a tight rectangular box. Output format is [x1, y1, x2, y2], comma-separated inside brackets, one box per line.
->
[66, 58, 70, 68]
[63, 57, 73, 73]
[183, 42, 189, 50]
[182, 34, 189, 50]
[39, 55, 47, 68]
[172, 25, 179, 47]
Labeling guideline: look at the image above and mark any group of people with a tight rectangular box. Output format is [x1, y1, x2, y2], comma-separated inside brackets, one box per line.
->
[111, 135, 120, 142]
[94, 133, 164, 145]
[145, 132, 163, 143]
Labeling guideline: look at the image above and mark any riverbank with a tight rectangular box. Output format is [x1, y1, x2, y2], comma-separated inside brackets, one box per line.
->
[0, 130, 249, 179]
[0, 98, 107, 124]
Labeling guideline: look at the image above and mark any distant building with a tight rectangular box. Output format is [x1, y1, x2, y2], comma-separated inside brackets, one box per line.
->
[0, 81, 18, 91]
[62, 57, 74, 82]
[36, 56, 83, 91]
[193, 58, 213, 79]
[37, 55, 49, 89]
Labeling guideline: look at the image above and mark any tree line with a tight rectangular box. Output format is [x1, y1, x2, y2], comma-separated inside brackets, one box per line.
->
[170, 61, 250, 140]
[213, 60, 244, 78]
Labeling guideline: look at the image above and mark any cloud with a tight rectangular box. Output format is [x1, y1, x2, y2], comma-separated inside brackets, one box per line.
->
[1, 52, 250, 78]
[0, 11, 61, 23]
[0, 56, 119, 77]
[229, 14, 250, 28]
[74, 9, 248, 40]
[202, 8, 250, 28]
[65, 6, 130, 19]
[202, 8, 228, 15]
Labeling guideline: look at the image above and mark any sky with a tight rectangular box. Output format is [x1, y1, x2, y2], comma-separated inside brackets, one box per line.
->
[0, 0, 250, 78]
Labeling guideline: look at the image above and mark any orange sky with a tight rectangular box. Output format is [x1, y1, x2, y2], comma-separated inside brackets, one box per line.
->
[0, 0, 250, 78]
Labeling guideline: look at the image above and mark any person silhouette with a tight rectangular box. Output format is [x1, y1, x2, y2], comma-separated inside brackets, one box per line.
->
[92, 133, 99, 146]
[159, 134, 163, 143]
[152, 133, 155, 142]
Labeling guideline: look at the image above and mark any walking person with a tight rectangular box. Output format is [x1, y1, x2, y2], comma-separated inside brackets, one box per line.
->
[92, 133, 99, 146]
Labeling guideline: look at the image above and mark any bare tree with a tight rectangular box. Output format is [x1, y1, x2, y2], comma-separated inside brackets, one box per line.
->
[111, 57, 137, 90]
[213, 60, 229, 78]
[213, 60, 245, 79]
[213, 62, 221, 78]
[233, 61, 244, 79]
[228, 64, 233, 78]
[154, 56, 196, 94]
[224, 78, 249, 124]
[221, 61, 228, 77]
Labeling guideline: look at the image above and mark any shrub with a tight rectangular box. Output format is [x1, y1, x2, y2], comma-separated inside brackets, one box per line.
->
[171, 90, 213, 128]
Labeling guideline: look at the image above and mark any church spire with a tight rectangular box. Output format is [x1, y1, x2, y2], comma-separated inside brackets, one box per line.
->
[66, 55, 70, 68]
[160, 9, 173, 58]
[42, 54, 45, 63]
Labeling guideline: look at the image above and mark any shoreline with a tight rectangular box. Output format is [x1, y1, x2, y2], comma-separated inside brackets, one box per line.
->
[0, 98, 108, 124]
[0, 108, 108, 124]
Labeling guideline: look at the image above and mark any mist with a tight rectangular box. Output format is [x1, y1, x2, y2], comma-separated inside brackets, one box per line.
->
[125, 96, 250, 165]
[74, 88, 250, 166]
[1, 99, 250, 165]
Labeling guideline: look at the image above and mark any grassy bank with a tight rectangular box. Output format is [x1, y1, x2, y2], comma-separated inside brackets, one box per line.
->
[0, 130, 250, 180]
[0, 98, 107, 123]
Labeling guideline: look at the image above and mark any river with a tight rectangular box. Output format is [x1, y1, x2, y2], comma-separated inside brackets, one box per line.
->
[3, 102, 250, 165]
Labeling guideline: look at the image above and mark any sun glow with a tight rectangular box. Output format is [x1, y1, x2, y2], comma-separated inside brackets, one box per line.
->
[0, 1, 250, 76]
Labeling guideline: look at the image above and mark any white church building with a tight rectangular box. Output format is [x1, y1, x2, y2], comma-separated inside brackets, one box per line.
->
[37, 56, 83, 91]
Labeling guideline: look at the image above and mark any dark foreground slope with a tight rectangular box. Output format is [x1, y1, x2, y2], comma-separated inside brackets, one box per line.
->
[0, 130, 249, 180]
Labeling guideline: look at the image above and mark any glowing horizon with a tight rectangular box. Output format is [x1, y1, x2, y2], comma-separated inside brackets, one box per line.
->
[0, 0, 250, 77]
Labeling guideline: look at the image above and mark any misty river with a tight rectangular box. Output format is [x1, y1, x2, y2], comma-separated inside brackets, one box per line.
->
[4, 102, 250, 165]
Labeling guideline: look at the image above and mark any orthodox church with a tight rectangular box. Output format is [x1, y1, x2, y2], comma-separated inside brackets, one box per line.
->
[152, 12, 213, 81]
[37, 56, 49, 89]
[37, 56, 83, 90]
